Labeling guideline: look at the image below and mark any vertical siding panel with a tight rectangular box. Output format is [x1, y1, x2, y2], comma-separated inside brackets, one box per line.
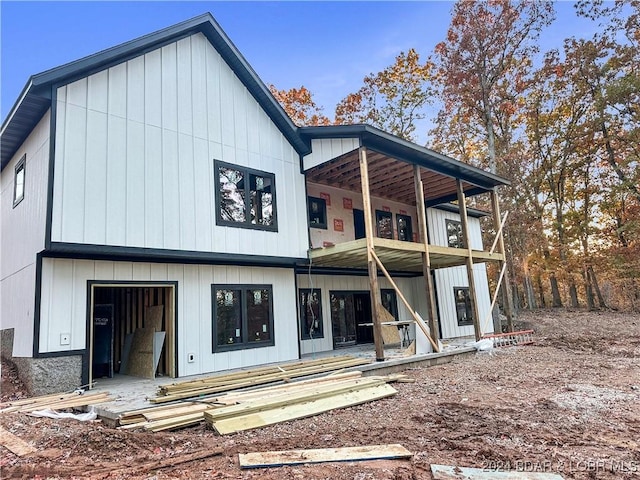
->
[125, 120, 145, 247]
[233, 81, 248, 152]
[144, 49, 162, 128]
[108, 63, 127, 118]
[67, 78, 88, 107]
[144, 125, 163, 247]
[52, 92, 66, 241]
[87, 70, 108, 113]
[114, 262, 133, 280]
[94, 260, 114, 280]
[191, 34, 208, 140]
[132, 262, 151, 281]
[49, 260, 74, 352]
[205, 45, 222, 144]
[162, 130, 180, 249]
[126, 56, 145, 123]
[193, 137, 212, 250]
[150, 263, 168, 281]
[84, 110, 108, 244]
[61, 104, 87, 242]
[176, 37, 193, 136]
[105, 115, 127, 245]
[38, 260, 54, 353]
[72, 260, 94, 350]
[161, 43, 178, 132]
[219, 61, 234, 147]
[198, 266, 214, 374]
[247, 101, 260, 154]
[178, 133, 196, 250]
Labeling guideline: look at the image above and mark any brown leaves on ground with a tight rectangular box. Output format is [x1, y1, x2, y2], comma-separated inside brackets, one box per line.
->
[1, 309, 639, 479]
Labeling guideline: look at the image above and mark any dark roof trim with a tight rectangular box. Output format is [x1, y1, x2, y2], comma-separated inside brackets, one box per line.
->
[45, 242, 305, 268]
[1, 13, 308, 170]
[432, 203, 489, 218]
[299, 124, 510, 190]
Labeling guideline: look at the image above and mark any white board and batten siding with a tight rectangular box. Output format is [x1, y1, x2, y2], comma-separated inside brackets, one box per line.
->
[302, 138, 360, 171]
[426, 208, 493, 339]
[296, 273, 421, 355]
[50, 32, 308, 259]
[0, 110, 51, 357]
[38, 258, 299, 377]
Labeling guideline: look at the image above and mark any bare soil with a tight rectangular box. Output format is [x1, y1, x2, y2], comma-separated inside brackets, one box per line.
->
[1, 310, 639, 479]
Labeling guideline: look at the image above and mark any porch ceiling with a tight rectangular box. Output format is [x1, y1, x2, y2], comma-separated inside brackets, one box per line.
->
[305, 148, 485, 206]
[308, 238, 505, 273]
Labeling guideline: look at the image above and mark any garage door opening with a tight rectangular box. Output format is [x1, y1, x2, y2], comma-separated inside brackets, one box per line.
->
[88, 282, 177, 386]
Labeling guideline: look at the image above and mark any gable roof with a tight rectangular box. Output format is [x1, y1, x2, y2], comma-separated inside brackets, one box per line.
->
[0, 13, 309, 170]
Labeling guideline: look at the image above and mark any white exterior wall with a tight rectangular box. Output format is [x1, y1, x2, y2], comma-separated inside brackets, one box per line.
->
[427, 208, 493, 339]
[50, 32, 308, 258]
[296, 273, 420, 355]
[302, 138, 359, 171]
[307, 183, 419, 248]
[0, 110, 51, 357]
[39, 258, 299, 377]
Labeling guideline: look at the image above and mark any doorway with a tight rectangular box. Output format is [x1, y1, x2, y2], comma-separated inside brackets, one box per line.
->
[330, 291, 380, 347]
[88, 282, 177, 386]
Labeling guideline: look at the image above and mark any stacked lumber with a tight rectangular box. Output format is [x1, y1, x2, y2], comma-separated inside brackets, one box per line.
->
[119, 371, 411, 433]
[0, 391, 112, 414]
[151, 355, 370, 404]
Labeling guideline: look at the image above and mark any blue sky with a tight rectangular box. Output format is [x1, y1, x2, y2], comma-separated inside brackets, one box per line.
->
[1, 1, 602, 127]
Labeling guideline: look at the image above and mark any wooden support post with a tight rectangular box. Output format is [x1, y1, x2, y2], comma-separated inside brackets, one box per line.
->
[456, 180, 482, 341]
[413, 165, 440, 351]
[490, 189, 515, 333]
[359, 147, 385, 361]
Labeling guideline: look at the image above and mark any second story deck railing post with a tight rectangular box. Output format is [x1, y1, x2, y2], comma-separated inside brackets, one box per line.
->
[456, 179, 482, 341]
[358, 146, 385, 361]
[413, 165, 440, 351]
[490, 188, 515, 333]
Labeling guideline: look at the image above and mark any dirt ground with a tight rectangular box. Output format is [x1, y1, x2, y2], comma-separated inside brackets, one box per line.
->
[1, 309, 639, 480]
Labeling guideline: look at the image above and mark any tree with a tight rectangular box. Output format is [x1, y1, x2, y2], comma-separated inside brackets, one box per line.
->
[269, 85, 331, 126]
[335, 49, 433, 142]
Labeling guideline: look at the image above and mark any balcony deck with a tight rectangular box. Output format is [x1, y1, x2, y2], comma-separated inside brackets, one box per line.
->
[308, 237, 504, 273]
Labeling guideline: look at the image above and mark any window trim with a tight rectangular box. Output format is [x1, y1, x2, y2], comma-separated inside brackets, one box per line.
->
[375, 210, 394, 239]
[446, 219, 464, 249]
[454, 286, 474, 326]
[211, 284, 275, 352]
[214, 159, 278, 232]
[299, 288, 324, 340]
[13, 154, 26, 208]
[307, 196, 328, 230]
[396, 213, 413, 242]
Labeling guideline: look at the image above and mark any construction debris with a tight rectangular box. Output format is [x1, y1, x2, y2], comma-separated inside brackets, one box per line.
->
[482, 330, 535, 347]
[118, 371, 411, 432]
[151, 355, 370, 403]
[0, 391, 113, 414]
[239, 444, 412, 468]
[0, 426, 37, 457]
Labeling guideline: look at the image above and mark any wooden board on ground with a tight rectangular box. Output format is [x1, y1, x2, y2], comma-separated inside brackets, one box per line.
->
[125, 327, 155, 378]
[0, 426, 37, 456]
[209, 383, 397, 435]
[239, 444, 412, 468]
[431, 464, 565, 480]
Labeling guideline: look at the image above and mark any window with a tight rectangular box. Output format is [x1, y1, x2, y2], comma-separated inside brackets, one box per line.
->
[212, 285, 274, 351]
[308, 197, 327, 229]
[396, 214, 413, 242]
[454, 287, 474, 326]
[13, 155, 25, 207]
[446, 219, 464, 248]
[376, 210, 393, 239]
[215, 160, 277, 231]
[299, 289, 323, 339]
[381, 289, 399, 320]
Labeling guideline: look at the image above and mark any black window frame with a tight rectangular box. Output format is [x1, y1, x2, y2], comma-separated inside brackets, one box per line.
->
[454, 287, 474, 326]
[375, 210, 394, 239]
[307, 196, 328, 230]
[212, 284, 275, 352]
[446, 219, 464, 248]
[299, 289, 324, 340]
[396, 214, 413, 242]
[13, 154, 25, 208]
[214, 159, 278, 232]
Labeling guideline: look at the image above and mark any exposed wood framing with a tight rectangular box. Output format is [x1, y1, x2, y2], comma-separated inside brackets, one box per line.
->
[414, 165, 440, 348]
[456, 179, 482, 341]
[490, 189, 515, 332]
[359, 146, 385, 361]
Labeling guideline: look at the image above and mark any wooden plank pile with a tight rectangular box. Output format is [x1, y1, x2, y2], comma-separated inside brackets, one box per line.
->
[118, 370, 412, 433]
[0, 391, 112, 414]
[151, 355, 371, 404]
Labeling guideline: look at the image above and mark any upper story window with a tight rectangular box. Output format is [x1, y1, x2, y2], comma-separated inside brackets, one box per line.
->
[376, 210, 393, 239]
[215, 160, 277, 231]
[13, 155, 25, 207]
[396, 214, 413, 242]
[308, 197, 327, 229]
[446, 219, 464, 248]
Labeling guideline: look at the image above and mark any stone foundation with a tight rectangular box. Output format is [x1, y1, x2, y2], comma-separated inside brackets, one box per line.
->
[1, 328, 83, 395]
